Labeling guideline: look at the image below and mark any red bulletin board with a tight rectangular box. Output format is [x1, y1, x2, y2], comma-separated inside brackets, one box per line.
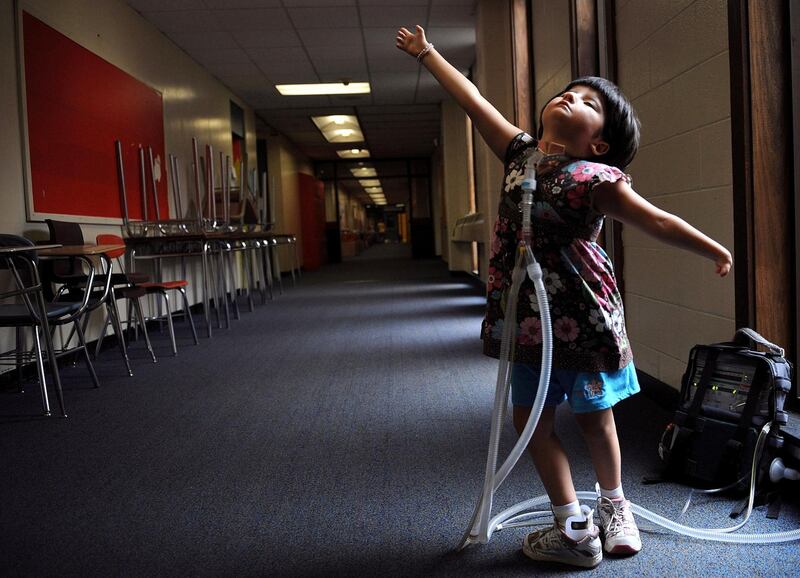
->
[21, 11, 169, 221]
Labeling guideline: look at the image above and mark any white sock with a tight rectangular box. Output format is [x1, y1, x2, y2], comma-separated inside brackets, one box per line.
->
[599, 484, 624, 501]
[552, 501, 591, 540]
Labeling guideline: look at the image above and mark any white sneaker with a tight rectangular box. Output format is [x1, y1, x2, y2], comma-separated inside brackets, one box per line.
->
[522, 506, 602, 568]
[596, 495, 642, 555]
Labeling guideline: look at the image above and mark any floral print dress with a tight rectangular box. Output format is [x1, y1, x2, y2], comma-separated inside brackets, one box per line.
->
[481, 132, 634, 372]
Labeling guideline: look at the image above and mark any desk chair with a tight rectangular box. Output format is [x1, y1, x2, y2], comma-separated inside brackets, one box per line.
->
[45, 219, 155, 375]
[0, 235, 99, 416]
[97, 234, 198, 356]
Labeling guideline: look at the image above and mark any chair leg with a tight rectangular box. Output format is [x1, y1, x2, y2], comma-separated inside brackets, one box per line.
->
[133, 298, 157, 363]
[36, 293, 66, 417]
[32, 326, 51, 416]
[74, 320, 100, 389]
[273, 246, 284, 295]
[289, 241, 297, 286]
[246, 249, 256, 311]
[108, 300, 133, 377]
[261, 244, 274, 301]
[227, 249, 241, 320]
[217, 250, 231, 329]
[62, 320, 78, 356]
[179, 288, 199, 345]
[94, 311, 111, 358]
[127, 298, 138, 342]
[162, 291, 177, 356]
[294, 239, 302, 279]
[255, 245, 267, 305]
[16, 327, 25, 393]
[209, 250, 222, 329]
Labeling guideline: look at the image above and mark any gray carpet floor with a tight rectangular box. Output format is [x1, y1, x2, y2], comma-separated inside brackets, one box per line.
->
[1, 243, 798, 576]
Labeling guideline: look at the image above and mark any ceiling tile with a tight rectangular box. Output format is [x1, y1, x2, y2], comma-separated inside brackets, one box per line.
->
[362, 27, 400, 45]
[370, 71, 419, 92]
[287, 6, 360, 29]
[204, 60, 263, 77]
[260, 64, 321, 84]
[425, 27, 475, 48]
[203, 0, 282, 7]
[296, 27, 362, 47]
[366, 54, 418, 73]
[169, 29, 239, 50]
[142, 10, 221, 32]
[305, 43, 364, 60]
[315, 62, 369, 81]
[429, 3, 475, 27]
[248, 46, 310, 65]
[363, 41, 406, 62]
[328, 94, 374, 106]
[129, 0, 206, 11]
[213, 8, 292, 30]
[236, 29, 302, 48]
[184, 47, 251, 64]
[359, 0, 427, 4]
[359, 6, 428, 28]
[282, 0, 356, 6]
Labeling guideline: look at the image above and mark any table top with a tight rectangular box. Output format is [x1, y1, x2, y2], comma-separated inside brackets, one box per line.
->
[0, 243, 61, 254]
[124, 230, 276, 245]
[37, 244, 125, 256]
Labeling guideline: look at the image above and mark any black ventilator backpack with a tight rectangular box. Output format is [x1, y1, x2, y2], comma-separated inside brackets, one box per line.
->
[655, 328, 792, 494]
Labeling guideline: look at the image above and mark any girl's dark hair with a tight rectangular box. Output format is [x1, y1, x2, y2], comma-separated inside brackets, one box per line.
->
[536, 76, 640, 170]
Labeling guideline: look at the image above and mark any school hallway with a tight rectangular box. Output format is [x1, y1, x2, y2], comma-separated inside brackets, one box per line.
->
[2, 244, 798, 577]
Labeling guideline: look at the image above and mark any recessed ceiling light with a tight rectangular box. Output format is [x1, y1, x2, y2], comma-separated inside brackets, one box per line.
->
[358, 179, 381, 188]
[337, 149, 370, 159]
[350, 167, 377, 178]
[276, 82, 370, 96]
[311, 115, 364, 143]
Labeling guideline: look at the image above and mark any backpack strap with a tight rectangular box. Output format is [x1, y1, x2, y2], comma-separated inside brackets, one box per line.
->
[734, 328, 785, 357]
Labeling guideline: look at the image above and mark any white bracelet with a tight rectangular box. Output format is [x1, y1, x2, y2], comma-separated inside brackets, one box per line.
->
[417, 43, 434, 63]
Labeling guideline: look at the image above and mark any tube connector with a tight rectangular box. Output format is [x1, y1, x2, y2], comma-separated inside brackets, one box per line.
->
[520, 166, 537, 192]
[526, 259, 542, 282]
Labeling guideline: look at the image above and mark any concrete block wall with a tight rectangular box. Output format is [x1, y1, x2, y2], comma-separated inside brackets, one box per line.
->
[440, 101, 474, 273]
[532, 0, 572, 121]
[615, 0, 735, 388]
[474, 0, 515, 279]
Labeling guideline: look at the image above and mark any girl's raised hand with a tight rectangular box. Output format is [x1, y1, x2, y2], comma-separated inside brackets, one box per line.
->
[396, 25, 428, 58]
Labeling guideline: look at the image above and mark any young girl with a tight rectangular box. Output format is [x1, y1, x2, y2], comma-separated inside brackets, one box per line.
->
[396, 26, 733, 568]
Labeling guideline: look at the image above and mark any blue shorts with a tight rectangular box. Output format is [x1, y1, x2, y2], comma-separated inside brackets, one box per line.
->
[511, 361, 640, 413]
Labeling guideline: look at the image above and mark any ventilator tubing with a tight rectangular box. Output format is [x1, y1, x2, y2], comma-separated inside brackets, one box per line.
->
[460, 193, 800, 548]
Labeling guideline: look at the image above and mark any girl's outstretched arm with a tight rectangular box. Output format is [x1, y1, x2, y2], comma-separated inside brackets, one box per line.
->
[396, 25, 521, 162]
[593, 179, 733, 277]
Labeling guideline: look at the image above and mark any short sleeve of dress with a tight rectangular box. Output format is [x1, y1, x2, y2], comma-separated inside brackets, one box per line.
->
[592, 165, 632, 188]
[587, 164, 632, 213]
[504, 132, 535, 167]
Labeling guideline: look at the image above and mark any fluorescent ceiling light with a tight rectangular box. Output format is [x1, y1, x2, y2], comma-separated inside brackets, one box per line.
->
[312, 115, 364, 143]
[337, 149, 370, 159]
[350, 167, 377, 178]
[358, 179, 381, 188]
[276, 82, 370, 96]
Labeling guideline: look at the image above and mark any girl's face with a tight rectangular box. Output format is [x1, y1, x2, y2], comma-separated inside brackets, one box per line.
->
[540, 85, 609, 158]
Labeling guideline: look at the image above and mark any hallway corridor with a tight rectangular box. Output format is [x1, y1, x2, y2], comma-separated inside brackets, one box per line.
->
[2, 248, 798, 576]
